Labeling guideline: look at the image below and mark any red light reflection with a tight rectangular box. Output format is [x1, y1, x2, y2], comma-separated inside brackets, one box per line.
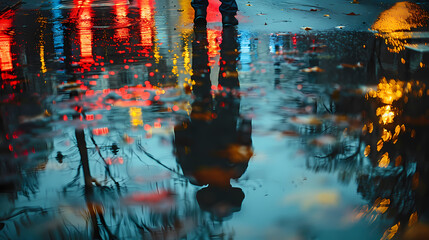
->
[86, 114, 94, 120]
[0, 18, 13, 72]
[73, 0, 94, 69]
[0, 10, 16, 83]
[93, 127, 109, 135]
[208, 29, 221, 61]
[207, 0, 221, 23]
[137, 0, 154, 47]
[114, 0, 130, 41]
[105, 156, 124, 165]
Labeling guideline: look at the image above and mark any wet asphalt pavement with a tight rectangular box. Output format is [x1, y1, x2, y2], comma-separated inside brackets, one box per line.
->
[1, 0, 429, 239]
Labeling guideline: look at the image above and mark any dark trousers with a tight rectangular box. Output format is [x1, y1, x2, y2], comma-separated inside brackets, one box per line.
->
[191, 0, 238, 15]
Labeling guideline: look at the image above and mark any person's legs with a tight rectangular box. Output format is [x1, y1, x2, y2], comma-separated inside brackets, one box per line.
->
[191, 0, 208, 25]
[219, 0, 238, 26]
[191, 0, 209, 10]
[219, 0, 237, 15]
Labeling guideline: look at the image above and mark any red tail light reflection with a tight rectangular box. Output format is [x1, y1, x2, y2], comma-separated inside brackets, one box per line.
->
[137, 0, 154, 47]
[93, 127, 109, 135]
[73, 0, 94, 69]
[114, 0, 130, 41]
[0, 9, 17, 84]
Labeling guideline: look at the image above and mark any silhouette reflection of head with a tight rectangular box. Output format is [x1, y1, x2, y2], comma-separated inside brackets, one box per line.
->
[174, 26, 252, 220]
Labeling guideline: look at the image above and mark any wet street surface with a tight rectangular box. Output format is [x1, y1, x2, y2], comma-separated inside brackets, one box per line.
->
[1, 0, 429, 239]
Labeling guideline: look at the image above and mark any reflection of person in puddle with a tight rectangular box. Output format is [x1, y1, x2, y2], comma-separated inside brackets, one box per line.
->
[192, 0, 238, 26]
[174, 26, 252, 220]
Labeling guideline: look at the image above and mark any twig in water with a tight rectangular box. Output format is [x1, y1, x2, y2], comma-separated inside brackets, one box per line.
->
[136, 143, 184, 177]
[88, 132, 120, 188]
[63, 163, 82, 191]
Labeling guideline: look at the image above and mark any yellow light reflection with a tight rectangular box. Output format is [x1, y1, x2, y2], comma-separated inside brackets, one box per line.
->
[171, 53, 179, 76]
[409, 212, 418, 226]
[40, 45, 48, 73]
[381, 129, 392, 142]
[377, 139, 383, 151]
[364, 145, 371, 157]
[381, 222, 400, 240]
[374, 198, 390, 214]
[354, 197, 391, 223]
[368, 122, 374, 133]
[375, 78, 404, 105]
[38, 16, 47, 73]
[394, 125, 401, 138]
[40, 44, 47, 73]
[378, 152, 390, 168]
[371, 2, 429, 53]
[178, 0, 193, 27]
[129, 107, 143, 126]
[153, 42, 160, 64]
[182, 31, 192, 75]
[369, 78, 406, 125]
[362, 124, 368, 134]
[371, 2, 428, 33]
[376, 105, 395, 125]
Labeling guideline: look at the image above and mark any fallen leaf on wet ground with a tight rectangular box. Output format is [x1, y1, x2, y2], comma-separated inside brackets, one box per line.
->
[300, 66, 324, 72]
[381, 223, 400, 240]
[337, 62, 364, 69]
[283, 56, 298, 63]
[291, 8, 321, 12]
[104, 156, 124, 165]
[346, 12, 360, 16]
[290, 115, 323, 125]
[281, 130, 300, 137]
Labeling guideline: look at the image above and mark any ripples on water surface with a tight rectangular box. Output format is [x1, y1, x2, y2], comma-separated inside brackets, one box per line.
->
[1, 0, 429, 239]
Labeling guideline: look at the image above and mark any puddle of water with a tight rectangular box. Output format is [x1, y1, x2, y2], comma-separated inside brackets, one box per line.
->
[1, 0, 429, 239]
